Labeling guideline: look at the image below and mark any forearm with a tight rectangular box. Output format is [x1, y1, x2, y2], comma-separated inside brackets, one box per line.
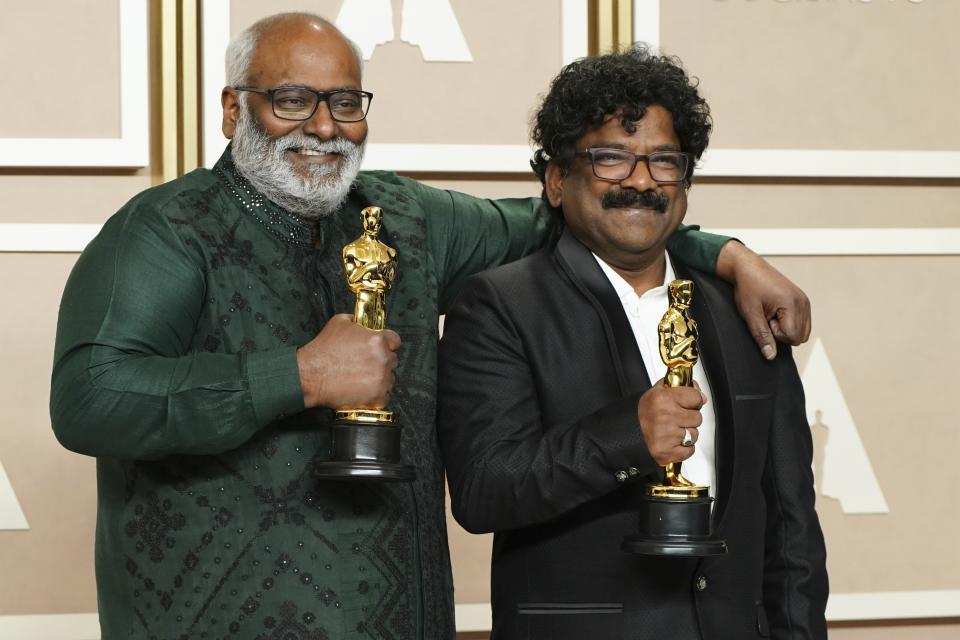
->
[51, 344, 302, 459]
[443, 394, 655, 534]
[715, 237, 753, 284]
[49, 205, 303, 460]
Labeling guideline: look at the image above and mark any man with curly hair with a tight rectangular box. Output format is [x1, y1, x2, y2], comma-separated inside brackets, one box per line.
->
[439, 46, 828, 639]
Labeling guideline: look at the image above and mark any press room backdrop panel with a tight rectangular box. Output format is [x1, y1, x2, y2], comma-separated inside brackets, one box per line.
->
[229, 0, 561, 146]
[657, 0, 960, 616]
[658, 0, 960, 152]
[0, 0, 152, 222]
[0, 0, 153, 629]
[0, 1, 121, 139]
[202, 0, 579, 171]
[0, 254, 97, 615]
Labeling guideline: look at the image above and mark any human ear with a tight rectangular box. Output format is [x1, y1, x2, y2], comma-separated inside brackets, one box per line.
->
[545, 162, 564, 208]
[221, 87, 240, 139]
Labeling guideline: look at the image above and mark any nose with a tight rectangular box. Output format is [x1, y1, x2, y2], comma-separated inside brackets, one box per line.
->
[619, 157, 655, 191]
[301, 101, 339, 140]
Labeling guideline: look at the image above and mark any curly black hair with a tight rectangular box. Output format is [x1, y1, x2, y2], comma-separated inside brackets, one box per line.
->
[531, 45, 712, 189]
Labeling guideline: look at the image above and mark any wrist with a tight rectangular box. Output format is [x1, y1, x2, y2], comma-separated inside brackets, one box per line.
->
[296, 346, 321, 408]
[716, 239, 752, 284]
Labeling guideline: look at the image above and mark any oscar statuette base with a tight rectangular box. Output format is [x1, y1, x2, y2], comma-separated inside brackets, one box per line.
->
[621, 493, 727, 557]
[313, 413, 415, 483]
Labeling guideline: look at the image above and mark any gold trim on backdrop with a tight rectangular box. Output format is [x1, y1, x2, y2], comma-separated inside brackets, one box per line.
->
[180, 0, 201, 174]
[589, 0, 634, 56]
[159, 0, 202, 182]
[160, 0, 179, 183]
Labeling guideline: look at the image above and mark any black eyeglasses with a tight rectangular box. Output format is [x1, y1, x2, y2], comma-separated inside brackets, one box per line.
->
[233, 86, 373, 122]
[575, 148, 692, 183]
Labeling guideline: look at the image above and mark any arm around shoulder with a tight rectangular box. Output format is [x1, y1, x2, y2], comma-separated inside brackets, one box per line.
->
[670, 230, 812, 359]
[716, 240, 812, 359]
[410, 178, 559, 312]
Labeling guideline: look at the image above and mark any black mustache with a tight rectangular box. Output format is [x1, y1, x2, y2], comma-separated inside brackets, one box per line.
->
[601, 189, 668, 213]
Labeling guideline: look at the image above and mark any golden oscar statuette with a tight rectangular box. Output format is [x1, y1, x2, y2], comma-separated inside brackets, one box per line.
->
[313, 206, 415, 482]
[622, 280, 727, 556]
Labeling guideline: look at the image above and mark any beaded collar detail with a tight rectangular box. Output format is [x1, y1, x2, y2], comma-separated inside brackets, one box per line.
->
[214, 148, 315, 248]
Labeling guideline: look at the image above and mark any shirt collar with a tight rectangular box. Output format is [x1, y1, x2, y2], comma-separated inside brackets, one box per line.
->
[213, 143, 317, 248]
[592, 251, 675, 301]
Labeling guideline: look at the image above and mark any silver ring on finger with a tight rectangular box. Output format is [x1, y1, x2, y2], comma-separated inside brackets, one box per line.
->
[681, 428, 694, 448]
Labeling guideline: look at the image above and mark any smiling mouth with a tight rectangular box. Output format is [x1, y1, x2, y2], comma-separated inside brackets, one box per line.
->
[293, 147, 332, 155]
[604, 202, 667, 215]
[610, 204, 664, 213]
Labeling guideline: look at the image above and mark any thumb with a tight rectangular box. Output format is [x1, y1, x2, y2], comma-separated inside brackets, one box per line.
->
[744, 307, 777, 361]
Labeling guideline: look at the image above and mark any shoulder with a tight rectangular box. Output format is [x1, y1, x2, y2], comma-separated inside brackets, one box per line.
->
[353, 171, 440, 224]
[108, 168, 221, 229]
[123, 167, 220, 216]
[453, 250, 557, 307]
[354, 171, 494, 211]
[354, 170, 426, 198]
[675, 261, 735, 308]
[472, 249, 554, 287]
[93, 169, 224, 260]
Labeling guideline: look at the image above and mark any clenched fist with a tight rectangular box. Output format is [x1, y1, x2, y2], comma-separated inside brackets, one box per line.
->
[297, 314, 401, 410]
[637, 383, 707, 467]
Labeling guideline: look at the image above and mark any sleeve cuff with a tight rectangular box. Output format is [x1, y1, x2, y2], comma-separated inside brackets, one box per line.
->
[581, 393, 659, 481]
[667, 225, 731, 274]
[244, 346, 305, 426]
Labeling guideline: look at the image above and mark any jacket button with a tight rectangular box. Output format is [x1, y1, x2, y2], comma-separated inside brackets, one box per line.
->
[696, 576, 708, 592]
[615, 470, 628, 483]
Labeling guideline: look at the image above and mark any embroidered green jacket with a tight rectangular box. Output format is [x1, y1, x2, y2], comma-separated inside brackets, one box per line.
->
[51, 149, 727, 640]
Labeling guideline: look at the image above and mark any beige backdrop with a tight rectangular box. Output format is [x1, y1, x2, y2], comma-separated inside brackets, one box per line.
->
[229, 0, 564, 147]
[1, 1, 957, 639]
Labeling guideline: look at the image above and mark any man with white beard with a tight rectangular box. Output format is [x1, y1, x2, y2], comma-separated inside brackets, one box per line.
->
[51, 13, 811, 640]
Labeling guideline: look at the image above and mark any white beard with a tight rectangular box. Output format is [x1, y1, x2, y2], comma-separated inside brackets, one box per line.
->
[231, 106, 365, 221]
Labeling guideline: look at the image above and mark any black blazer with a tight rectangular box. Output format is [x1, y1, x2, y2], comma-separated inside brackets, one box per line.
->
[438, 230, 827, 640]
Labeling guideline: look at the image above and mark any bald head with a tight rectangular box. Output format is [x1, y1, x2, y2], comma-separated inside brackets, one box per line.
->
[221, 12, 369, 142]
[225, 13, 363, 88]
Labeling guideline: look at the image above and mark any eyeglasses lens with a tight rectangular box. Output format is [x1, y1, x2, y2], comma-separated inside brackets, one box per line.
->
[591, 149, 688, 182]
[272, 89, 369, 122]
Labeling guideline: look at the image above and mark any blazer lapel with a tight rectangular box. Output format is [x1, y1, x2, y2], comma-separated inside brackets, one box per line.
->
[673, 260, 736, 528]
[554, 230, 652, 398]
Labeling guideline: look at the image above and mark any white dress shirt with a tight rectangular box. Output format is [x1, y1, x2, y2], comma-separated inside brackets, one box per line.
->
[593, 253, 718, 496]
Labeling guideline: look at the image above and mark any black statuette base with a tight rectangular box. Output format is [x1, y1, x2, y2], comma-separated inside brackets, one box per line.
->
[622, 494, 727, 557]
[313, 419, 415, 482]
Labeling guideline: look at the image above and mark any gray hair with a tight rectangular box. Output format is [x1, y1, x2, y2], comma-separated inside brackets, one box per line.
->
[225, 13, 364, 88]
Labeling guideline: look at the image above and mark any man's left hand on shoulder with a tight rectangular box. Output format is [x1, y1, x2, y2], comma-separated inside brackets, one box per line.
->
[717, 240, 812, 360]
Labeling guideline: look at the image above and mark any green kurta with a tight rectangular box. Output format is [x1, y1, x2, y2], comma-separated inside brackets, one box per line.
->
[51, 148, 727, 640]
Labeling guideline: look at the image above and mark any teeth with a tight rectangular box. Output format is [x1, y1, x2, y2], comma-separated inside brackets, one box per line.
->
[290, 148, 343, 158]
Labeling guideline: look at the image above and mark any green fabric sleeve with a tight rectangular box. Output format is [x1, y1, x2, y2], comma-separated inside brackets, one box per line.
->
[665, 224, 730, 274]
[50, 202, 304, 460]
[412, 183, 559, 313]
